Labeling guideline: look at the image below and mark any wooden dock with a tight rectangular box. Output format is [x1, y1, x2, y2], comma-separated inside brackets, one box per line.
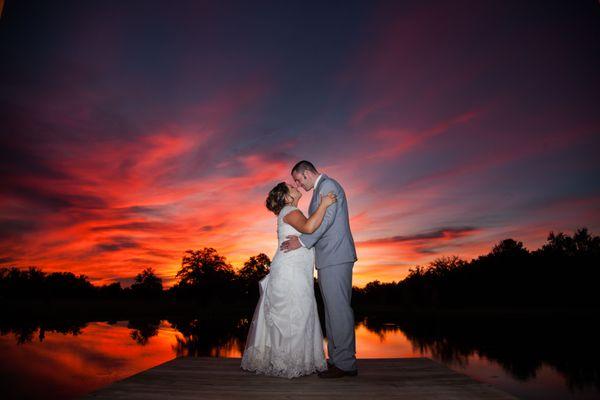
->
[84, 357, 517, 399]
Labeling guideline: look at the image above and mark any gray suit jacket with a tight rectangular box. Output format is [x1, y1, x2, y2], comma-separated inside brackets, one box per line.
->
[300, 174, 357, 269]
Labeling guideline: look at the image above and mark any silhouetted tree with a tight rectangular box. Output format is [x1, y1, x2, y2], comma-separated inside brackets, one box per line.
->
[238, 253, 270, 282]
[491, 238, 529, 257]
[97, 282, 124, 299]
[45, 271, 95, 298]
[530, 227, 600, 307]
[538, 227, 600, 258]
[130, 267, 163, 299]
[237, 253, 270, 302]
[172, 247, 236, 302]
[0, 266, 47, 298]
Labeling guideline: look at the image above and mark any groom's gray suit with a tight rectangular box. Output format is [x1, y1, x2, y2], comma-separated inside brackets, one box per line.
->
[299, 173, 358, 372]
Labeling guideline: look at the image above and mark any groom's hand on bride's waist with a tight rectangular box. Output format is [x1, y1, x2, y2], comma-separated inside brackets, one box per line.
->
[280, 235, 302, 252]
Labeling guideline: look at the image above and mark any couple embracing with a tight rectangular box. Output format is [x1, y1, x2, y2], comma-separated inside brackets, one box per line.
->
[241, 160, 358, 379]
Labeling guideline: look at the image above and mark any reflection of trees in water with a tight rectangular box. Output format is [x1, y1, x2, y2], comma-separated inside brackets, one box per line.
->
[0, 319, 87, 344]
[127, 318, 161, 345]
[362, 313, 600, 392]
[167, 314, 249, 357]
[0, 317, 163, 346]
[3, 311, 598, 393]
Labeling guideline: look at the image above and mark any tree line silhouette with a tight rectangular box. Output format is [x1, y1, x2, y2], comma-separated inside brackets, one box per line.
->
[1, 227, 598, 310]
[354, 227, 599, 309]
[0, 248, 271, 307]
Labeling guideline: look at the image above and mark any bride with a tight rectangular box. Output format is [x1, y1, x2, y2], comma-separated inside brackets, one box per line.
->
[240, 181, 337, 378]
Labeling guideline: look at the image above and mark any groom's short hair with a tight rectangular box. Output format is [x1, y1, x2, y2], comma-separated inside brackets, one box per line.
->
[291, 160, 318, 175]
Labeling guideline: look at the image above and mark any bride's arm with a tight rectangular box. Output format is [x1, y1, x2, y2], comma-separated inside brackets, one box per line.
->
[283, 192, 337, 234]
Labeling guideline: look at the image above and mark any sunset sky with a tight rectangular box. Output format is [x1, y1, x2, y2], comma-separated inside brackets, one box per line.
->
[1, 0, 598, 288]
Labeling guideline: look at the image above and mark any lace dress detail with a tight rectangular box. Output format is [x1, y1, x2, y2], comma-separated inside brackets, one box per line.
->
[241, 205, 327, 378]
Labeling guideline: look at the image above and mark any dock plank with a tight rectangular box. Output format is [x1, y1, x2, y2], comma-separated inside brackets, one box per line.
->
[84, 357, 517, 399]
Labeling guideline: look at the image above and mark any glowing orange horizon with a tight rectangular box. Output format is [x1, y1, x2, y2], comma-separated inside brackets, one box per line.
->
[2, 123, 595, 288]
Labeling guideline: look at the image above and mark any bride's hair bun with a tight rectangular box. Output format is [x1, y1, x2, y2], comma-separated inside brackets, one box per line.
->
[266, 182, 289, 215]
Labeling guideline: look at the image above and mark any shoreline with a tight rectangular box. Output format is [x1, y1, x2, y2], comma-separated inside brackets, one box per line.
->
[2, 298, 599, 321]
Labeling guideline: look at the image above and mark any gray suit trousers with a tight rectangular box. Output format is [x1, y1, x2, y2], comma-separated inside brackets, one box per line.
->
[317, 262, 357, 371]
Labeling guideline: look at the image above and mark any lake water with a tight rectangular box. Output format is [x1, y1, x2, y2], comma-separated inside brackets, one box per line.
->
[0, 313, 598, 399]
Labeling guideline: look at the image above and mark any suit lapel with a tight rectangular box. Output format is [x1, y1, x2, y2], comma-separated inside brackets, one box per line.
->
[309, 174, 328, 215]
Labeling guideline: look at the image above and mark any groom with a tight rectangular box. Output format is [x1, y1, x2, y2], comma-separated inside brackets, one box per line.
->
[280, 160, 358, 378]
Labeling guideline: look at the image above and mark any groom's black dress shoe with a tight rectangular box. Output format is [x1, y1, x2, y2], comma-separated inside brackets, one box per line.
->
[318, 365, 358, 379]
[319, 360, 334, 375]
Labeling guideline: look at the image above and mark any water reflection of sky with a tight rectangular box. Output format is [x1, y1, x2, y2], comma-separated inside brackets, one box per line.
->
[0, 321, 179, 399]
[0, 320, 598, 400]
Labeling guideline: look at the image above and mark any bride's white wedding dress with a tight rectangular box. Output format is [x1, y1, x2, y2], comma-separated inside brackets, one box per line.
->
[241, 205, 327, 378]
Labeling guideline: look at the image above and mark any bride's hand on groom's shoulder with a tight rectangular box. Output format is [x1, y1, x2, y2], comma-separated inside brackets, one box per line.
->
[320, 191, 337, 207]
